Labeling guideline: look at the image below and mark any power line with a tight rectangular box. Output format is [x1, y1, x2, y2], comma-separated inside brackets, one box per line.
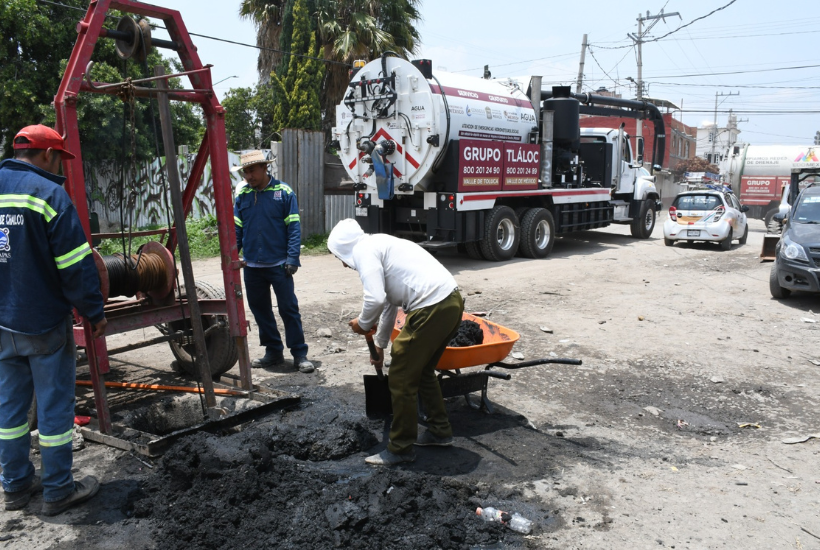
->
[591, 0, 738, 51]
[35, 0, 351, 68]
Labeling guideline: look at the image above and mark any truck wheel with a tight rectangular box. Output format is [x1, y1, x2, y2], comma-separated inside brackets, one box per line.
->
[519, 208, 555, 259]
[479, 205, 520, 261]
[769, 264, 790, 299]
[630, 199, 656, 239]
[165, 280, 239, 377]
[514, 207, 530, 257]
[720, 228, 733, 251]
[763, 208, 778, 230]
[739, 223, 749, 245]
[464, 241, 484, 260]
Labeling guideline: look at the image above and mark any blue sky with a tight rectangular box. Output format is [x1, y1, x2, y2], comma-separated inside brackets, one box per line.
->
[150, 0, 818, 146]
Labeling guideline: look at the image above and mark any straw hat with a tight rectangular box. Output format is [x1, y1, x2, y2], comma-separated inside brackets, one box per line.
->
[230, 150, 275, 172]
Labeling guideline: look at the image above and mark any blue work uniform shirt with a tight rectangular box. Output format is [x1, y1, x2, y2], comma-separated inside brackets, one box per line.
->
[233, 176, 302, 267]
[0, 159, 105, 334]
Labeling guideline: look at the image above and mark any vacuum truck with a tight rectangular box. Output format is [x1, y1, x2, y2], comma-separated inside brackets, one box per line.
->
[721, 144, 820, 225]
[331, 54, 667, 261]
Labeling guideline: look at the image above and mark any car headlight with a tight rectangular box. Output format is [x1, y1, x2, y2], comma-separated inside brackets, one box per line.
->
[781, 235, 809, 262]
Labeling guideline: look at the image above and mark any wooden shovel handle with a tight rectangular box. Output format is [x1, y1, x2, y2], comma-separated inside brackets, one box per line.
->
[365, 333, 384, 380]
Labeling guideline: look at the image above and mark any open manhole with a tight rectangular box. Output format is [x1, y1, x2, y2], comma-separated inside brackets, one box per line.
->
[81, 386, 299, 457]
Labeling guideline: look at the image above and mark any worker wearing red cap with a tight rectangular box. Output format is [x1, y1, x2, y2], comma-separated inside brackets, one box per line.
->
[0, 125, 107, 516]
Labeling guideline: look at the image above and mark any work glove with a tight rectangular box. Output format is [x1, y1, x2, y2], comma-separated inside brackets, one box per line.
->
[284, 264, 298, 276]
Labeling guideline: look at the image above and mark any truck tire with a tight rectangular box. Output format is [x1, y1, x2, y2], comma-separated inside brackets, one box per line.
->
[630, 199, 656, 239]
[720, 228, 733, 251]
[165, 280, 239, 377]
[514, 207, 530, 257]
[479, 205, 520, 261]
[519, 208, 555, 259]
[769, 264, 790, 299]
[739, 223, 749, 245]
[763, 207, 778, 230]
[464, 241, 484, 260]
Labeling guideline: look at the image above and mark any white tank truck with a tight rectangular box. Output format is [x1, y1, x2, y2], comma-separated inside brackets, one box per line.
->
[720, 143, 820, 226]
[331, 55, 667, 261]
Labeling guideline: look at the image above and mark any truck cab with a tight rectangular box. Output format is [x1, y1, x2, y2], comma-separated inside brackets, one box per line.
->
[579, 127, 661, 236]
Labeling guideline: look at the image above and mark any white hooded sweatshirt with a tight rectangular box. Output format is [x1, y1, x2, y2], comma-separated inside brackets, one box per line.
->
[327, 219, 458, 349]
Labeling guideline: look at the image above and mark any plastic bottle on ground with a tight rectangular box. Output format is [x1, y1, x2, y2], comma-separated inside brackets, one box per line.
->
[508, 512, 533, 534]
[475, 507, 533, 534]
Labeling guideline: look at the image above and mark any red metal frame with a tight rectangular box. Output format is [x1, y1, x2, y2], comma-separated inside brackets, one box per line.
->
[53, 0, 251, 434]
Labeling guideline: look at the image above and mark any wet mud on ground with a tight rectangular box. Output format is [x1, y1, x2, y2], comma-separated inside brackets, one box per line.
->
[124, 385, 571, 549]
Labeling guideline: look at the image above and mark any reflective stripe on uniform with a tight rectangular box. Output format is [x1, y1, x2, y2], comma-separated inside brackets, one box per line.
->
[284, 214, 300, 225]
[38, 428, 73, 448]
[234, 216, 243, 227]
[0, 423, 29, 440]
[0, 194, 57, 222]
[54, 242, 92, 270]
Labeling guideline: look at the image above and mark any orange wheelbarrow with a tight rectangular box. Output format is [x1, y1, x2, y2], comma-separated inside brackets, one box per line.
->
[364, 312, 582, 417]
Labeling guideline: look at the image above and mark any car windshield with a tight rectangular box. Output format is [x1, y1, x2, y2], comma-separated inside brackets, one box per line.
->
[674, 194, 722, 211]
[793, 195, 820, 224]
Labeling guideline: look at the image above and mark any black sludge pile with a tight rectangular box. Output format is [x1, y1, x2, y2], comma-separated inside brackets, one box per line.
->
[448, 320, 485, 348]
[127, 409, 520, 549]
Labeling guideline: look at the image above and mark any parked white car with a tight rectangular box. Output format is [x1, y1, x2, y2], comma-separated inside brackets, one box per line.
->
[663, 188, 749, 250]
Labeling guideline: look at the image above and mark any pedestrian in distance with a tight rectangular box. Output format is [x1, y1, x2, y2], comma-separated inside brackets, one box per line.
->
[327, 218, 464, 466]
[232, 150, 314, 373]
[0, 125, 107, 515]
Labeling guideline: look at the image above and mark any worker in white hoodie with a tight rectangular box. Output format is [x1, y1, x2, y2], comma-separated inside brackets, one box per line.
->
[327, 219, 464, 466]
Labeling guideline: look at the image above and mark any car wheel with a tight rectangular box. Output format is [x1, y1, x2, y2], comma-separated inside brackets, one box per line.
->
[739, 223, 749, 245]
[630, 199, 656, 239]
[720, 228, 733, 251]
[479, 205, 520, 261]
[519, 208, 555, 259]
[769, 264, 790, 299]
[663, 237, 673, 247]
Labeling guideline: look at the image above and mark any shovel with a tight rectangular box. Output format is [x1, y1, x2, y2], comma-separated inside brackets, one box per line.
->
[363, 333, 393, 418]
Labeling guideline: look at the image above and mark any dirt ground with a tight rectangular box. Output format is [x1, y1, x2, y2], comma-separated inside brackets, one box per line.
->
[2, 218, 820, 549]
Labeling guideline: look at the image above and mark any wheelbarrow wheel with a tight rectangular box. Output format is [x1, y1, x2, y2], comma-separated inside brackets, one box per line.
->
[164, 280, 238, 377]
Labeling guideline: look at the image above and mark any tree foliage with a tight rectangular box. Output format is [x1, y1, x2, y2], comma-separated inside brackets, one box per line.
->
[241, 0, 421, 140]
[269, 0, 324, 132]
[672, 156, 720, 178]
[0, 0, 202, 161]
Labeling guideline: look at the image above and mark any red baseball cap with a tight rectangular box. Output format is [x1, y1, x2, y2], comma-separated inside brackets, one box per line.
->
[13, 125, 76, 160]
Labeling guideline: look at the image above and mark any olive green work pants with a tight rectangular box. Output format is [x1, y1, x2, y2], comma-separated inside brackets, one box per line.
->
[386, 289, 464, 455]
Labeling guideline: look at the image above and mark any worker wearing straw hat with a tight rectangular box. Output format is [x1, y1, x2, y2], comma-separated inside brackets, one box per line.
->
[232, 150, 314, 373]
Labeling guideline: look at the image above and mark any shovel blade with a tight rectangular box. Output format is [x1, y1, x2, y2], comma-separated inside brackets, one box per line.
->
[363, 374, 392, 418]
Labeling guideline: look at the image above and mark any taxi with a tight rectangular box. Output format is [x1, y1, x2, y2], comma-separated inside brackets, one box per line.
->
[663, 187, 749, 250]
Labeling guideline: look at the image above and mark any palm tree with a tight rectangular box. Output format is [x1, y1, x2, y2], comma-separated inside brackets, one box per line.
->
[241, 0, 422, 138]
[239, 0, 288, 84]
[315, 0, 421, 135]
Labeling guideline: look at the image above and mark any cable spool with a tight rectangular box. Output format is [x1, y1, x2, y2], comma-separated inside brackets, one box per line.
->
[95, 241, 175, 302]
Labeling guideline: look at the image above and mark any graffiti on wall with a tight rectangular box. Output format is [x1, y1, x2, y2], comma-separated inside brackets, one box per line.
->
[86, 151, 253, 231]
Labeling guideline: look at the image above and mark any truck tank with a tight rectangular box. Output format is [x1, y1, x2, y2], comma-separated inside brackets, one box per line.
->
[333, 56, 537, 192]
[722, 144, 820, 187]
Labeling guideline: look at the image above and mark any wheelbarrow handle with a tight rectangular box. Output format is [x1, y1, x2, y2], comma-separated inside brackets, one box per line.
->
[487, 357, 582, 370]
[486, 371, 512, 381]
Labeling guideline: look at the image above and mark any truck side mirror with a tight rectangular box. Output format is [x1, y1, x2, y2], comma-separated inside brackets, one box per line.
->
[635, 137, 644, 165]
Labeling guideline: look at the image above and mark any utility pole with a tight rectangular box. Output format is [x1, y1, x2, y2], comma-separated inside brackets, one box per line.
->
[628, 9, 681, 143]
[711, 91, 739, 161]
[575, 34, 588, 94]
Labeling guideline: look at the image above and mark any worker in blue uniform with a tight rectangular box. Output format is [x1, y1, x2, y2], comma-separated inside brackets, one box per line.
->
[232, 150, 314, 373]
[0, 125, 107, 515]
